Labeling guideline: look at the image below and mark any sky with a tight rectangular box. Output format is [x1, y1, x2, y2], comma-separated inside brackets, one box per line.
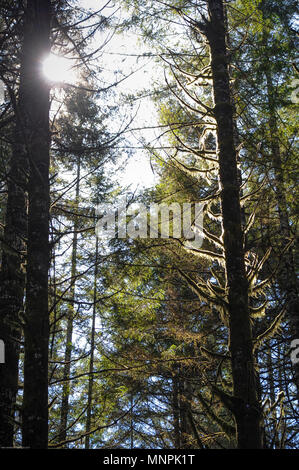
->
[43, 0, 161, 192]
[72, 0, 161, 191]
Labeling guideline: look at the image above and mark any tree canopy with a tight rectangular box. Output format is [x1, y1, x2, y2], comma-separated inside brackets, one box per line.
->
[0, 0, 298, 451]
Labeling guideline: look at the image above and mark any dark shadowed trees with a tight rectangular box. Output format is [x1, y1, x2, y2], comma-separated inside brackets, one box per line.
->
[20, 0, 52, 449]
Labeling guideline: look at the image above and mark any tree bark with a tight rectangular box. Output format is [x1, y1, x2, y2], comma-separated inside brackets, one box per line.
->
[0, 120, 27, 446]
[21, 0, 51, 449]
[85, 236, 98, 449]
[205, 0, 262, 448]
[172, 373, 181, 449]
[179, 375, 193, 449]
[264, 67, 299, 399]
[59, 156, 80, 446]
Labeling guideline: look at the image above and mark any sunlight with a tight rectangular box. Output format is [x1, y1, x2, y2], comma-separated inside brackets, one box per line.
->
[42, 53, 76, 84]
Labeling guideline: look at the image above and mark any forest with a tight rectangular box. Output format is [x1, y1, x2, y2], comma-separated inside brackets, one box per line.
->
[0, 0, 298, 451]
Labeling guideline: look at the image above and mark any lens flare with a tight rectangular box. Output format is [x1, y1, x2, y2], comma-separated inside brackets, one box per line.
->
[42, 53, 76, 83]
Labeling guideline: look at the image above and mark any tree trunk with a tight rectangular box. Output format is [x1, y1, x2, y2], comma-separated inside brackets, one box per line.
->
[59, 156, 81, 446]
[85, 236, 98, 449]
[21, 0, 51, 449]
[205, 0, 262, 448]
[178, 371, 193, 449]
[172, 373, 181, 449]
[264, 68, 299, 399]
[0, 121, 27, 446]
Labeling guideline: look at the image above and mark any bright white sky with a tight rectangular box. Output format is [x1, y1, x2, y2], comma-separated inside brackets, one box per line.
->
[43, 0, 161, 192]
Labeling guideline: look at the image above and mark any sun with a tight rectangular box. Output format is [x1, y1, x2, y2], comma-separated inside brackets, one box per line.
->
[42, 53, 76, 84]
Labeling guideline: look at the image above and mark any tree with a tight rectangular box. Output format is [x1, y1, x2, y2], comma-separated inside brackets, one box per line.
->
[0, 0, 297, 450]
[0, 0, 51, 448]
[21, 0, 52, 449]
[201, 0, 262, 448]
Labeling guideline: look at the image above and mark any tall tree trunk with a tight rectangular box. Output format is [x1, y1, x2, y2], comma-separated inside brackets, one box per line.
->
[257, 0, 299, 400]
[130, 394, 134, 449]
[85, 236, 98, 449]
[264, 68, 299, 399]
[0, 119, 27, 446]
[179, 374, 193, 449]
[59, 156, 81, 446]
[21, 0, 51, 449]
[205, 0, 262, 448]
[172, 373, 181, 449]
